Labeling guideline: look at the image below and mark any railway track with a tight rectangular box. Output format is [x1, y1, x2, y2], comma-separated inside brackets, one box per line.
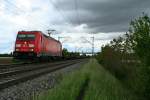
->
[0, 58, 84, 70]
[0, 59, 70, 72]
[0, 59, 86, 90]
[0, 62, 36, 69]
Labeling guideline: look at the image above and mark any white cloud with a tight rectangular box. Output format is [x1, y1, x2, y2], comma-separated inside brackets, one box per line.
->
[0, 1, 5, 16]
[0, 0, 126, 54]
[74, 24, 88, 32]
[15, 0, 31, 11]
[52, 32, 125, 52]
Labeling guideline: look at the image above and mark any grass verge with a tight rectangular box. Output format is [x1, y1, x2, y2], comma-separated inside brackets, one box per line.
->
[36, 59, 137, 100]
[0, 57, 13, 64]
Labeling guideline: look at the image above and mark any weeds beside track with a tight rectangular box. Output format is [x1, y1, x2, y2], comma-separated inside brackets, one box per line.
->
[37, 59, 137, 100]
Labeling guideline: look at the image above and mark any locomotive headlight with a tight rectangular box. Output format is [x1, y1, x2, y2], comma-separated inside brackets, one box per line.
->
[16, 44, 21, 47]
[29, 44, 34, 48]
[30, 49, 34, 51]
[16, 49, 19, 51]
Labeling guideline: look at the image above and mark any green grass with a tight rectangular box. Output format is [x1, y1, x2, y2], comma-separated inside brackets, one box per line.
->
[0, 57, 13, 64]
[36, 59, 137, 100]
[36, 64, 89, 100]
[84, 59, 137, 100]
[0, 57, 28, 64]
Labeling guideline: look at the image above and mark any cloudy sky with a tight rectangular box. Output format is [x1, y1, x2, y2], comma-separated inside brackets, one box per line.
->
[0, 0, 150, 53]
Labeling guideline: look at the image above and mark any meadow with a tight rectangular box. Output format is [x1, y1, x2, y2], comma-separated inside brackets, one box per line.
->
[36, 59, 137, 100]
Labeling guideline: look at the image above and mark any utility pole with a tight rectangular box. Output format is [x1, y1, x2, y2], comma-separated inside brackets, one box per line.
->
[58, 36, 71, 43]
[91, 36, 95, 56]
[58, 36, 71, 50]
[58, 36, 64, 41]
[80, 35, 95, 56]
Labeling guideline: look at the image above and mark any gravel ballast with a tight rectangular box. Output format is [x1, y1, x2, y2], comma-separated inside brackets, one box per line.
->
[0, 61, 87, 100]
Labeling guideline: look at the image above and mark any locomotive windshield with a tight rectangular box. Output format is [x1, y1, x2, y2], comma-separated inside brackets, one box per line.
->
[17, 34, 35, 40]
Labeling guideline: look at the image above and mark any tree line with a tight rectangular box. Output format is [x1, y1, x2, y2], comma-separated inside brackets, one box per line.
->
[96, 13, 150, 99]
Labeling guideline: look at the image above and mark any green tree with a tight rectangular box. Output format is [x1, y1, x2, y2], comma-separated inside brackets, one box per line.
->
[129, 13, 150, 65]
[96, 13, 150, 100]
[62, 48, 69, 57]
[128, 13, 150, 99]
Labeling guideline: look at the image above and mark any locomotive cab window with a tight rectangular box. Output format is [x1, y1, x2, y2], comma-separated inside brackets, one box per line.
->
[17, 34, 35, 40]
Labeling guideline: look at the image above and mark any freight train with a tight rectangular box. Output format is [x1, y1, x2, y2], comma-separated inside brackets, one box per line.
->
[13, 31, 62, 59]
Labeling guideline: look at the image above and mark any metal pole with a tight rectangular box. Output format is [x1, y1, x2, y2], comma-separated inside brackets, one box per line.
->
[81, 36, 94, 56]
[91, 36, 94, 56]
[58, 36, 60, 41]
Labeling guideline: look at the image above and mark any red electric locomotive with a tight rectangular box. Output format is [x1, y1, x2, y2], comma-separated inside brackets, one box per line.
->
[13, 31, 62, 59]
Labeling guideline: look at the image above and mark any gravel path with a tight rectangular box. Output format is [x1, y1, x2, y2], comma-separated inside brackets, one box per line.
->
[0, 60, 87, 100]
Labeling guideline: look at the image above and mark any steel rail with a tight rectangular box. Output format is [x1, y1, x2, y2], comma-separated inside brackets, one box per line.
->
[0, 59, 86, 90]
[0, 60, 79, 78]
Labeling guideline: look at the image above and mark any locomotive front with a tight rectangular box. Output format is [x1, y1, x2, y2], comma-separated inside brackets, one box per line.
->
[13, 31, 38, 58]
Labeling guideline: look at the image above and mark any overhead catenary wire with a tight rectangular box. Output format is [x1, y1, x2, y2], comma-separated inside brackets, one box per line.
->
[49, 0, 74, 25]
[5, 0, 25, 14]
[3, 0, 71, 38]
[74, 0, 80, 25]
[4, 0, 55, 30]
[3, 0, 82, 33]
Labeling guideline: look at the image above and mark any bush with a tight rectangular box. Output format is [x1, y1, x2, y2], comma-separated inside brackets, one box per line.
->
[96, 13, 150, 100]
